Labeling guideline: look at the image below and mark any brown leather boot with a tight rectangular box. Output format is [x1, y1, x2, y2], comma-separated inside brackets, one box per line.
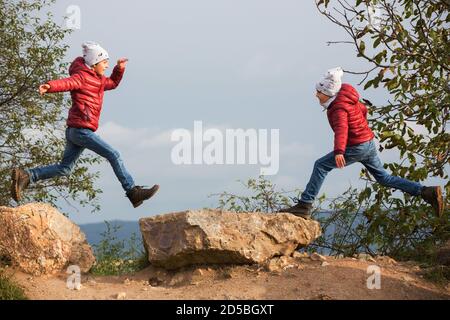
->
[11, 168, 30, 202]
[278, 200, 312, 219]
[421, 186, 444, 217]
[126, 185, 160, 208]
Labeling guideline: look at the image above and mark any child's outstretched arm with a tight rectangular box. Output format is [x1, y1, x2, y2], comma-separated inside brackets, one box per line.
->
[39, 74, 84, 95]
[104, 58, 128, 91]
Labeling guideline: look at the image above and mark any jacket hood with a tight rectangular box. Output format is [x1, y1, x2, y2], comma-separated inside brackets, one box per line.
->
[69, 57, 97, 77]
[331, 83, 360, 107]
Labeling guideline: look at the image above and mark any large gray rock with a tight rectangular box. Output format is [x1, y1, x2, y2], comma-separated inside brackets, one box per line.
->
[0, 203, 95, 275]
[139, 209, 321, 269]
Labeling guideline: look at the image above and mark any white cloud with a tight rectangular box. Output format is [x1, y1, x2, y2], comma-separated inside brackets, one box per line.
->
[97, 121, 173, 149]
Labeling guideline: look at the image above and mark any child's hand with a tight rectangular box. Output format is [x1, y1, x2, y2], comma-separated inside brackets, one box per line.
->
[117, 58, 129, 70]
[39, 84, 50, 95]
[335, 154, 346, 168]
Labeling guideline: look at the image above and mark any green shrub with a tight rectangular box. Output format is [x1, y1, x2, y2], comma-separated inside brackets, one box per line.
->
[210, 175, 306, 213]
[90, 221, 149, 276]
[0, 268, 27, 300]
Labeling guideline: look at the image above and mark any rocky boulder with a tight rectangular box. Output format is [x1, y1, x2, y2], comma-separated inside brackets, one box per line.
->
[0, 203, 95, 275]
[139, 209, 321, 269]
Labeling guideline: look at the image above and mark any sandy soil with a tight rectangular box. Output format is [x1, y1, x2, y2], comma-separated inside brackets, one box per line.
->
[9, 256, 450, 300]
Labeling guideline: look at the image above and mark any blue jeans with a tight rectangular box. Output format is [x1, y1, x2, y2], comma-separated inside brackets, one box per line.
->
[26, 127, 135, 192]
[301, 139, 423, 203]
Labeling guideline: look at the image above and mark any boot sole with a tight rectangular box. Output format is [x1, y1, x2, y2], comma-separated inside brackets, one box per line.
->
[435, 186, 444, 218]
[278, 208, 311, 219]
[133, 201, 143, 208]
[11, 168, 20, 202]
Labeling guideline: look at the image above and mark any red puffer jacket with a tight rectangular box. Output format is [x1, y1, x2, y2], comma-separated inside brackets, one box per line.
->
[46, 57, 125, 131]
[327, 83, 375, 155]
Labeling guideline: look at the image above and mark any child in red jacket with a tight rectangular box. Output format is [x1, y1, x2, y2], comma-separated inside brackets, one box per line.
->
[11, 42, 159, 208]
[280, 67, 443, 218]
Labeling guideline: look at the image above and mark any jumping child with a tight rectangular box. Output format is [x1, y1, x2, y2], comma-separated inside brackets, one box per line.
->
[279, 67, 444, 219]
[11, 42, 159, 208]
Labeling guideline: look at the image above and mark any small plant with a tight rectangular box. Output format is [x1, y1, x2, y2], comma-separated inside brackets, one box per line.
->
[0, 267, 28, 300]
[90, 221, 148, 276]
[210, 175, 305, 213]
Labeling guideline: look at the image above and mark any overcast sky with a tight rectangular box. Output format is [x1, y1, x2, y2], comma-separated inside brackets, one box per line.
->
[42, 0, 445, 224]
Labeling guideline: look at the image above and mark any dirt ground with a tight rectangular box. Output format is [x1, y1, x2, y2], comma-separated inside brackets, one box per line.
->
[9, 255, 450, 300]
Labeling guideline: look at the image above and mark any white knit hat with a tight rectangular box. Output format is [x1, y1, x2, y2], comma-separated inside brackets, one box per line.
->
[316, 67, 344, 97]
[82, 41, 109, 66]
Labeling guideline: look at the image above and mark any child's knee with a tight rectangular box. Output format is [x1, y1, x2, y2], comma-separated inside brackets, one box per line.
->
[376, 173, 391, 185]
[106, 149, 121, 161]
[112, 149, 121, 160]
[314, 157, 332, 170]
[314, 159, 324, 168]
